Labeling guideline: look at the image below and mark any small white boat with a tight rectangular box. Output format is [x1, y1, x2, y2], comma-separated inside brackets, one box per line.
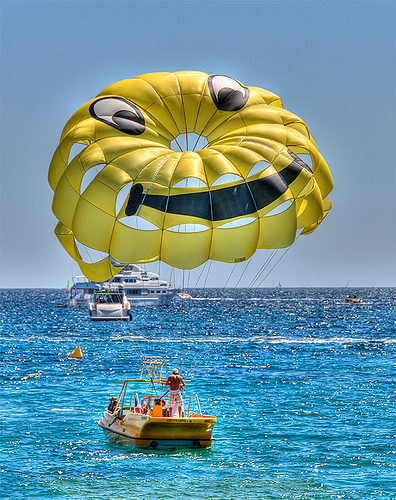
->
[98, 358, 216, 448]
[177, 291, 193, 299]
[89, 285, 132, 321]
[345, 294, 363, 303]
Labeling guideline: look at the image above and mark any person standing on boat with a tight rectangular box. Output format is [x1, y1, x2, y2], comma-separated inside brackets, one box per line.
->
[165, 368, 185, 417]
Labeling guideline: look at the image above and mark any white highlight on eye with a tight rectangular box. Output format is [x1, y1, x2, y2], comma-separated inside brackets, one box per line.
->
[92, 98, 140, 126]
[167, 224, 209, 233]
[119, 216, 158, 231]
[211, 174, 243, 186]
[217, 217, 256, 229]
[211, 76, 247, 99]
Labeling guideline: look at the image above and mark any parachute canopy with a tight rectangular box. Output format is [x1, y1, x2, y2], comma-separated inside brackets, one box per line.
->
[48, 71, 333, 282]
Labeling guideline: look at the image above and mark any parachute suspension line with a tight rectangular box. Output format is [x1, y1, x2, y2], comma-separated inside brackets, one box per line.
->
[251, 232, 301, 289]
[247, 250, 278, 288]
[192, 132, 207, 151]
[77, 241, 106, 265]
[82, 245, 94, 264]
[186, 269, 191, 290]
[179, 269, 185, 373]
[191, 82, 207, 152]
[183, 343, 215, 380]
[177, 83, 189, 153]
[136, 160, 168, 216]
[171, 135, 184, 152]
[168, 266, 175, 291]
[131, 336, 145, 362]
[234, 258, 253, 288]
[252, 231, 302, 289]
[194, 260, 209, 288]
[249, 250, 278, 288]
[157, 296, 171, 341]
[203, 260, 212, 288]
[156, 264, 174, 351]
[196, 109, 218, 148]
[204, 109, 246, 149]
[151, 85, 183, 151]
[119, 317, 145, 362]
[254, 246, 293, 289]
[223, 263, 238, 289]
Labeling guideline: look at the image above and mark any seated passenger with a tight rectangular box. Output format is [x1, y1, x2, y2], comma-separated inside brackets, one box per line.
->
[161, 400, 168, 416]
[107, 397, 118, 413]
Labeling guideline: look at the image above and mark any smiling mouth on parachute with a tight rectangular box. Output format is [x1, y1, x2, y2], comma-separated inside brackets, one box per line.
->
[125, 160, 303, 221]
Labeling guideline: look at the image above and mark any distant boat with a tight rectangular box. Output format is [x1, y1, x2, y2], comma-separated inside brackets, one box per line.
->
[177, 291, 193, 299]
[277, 282, 282, 288]
[345, 294, 363, 303]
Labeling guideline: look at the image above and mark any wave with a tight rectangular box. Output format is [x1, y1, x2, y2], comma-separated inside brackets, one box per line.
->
[50, 408, 76, 412]
[20, 371, 42, 380]
[261, 336, 395, 345]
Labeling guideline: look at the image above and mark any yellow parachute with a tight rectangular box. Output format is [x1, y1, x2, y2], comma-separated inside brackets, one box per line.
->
[48, 71, 333, 282]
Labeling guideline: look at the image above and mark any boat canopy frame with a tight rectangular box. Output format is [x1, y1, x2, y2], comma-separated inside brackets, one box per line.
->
[114, 357, 197, 416]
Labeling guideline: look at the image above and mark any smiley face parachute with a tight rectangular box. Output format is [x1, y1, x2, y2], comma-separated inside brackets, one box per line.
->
[48, 71, 333, 282]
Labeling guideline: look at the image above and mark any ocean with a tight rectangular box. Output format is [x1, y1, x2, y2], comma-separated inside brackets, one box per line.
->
[1, 287, 395, 499]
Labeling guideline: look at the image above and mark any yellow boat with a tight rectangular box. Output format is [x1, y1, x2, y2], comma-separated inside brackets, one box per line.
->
[98, 358, 216, 448]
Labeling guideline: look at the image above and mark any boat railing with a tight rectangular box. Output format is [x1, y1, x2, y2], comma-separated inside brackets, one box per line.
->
[117, 393, 147, 416]
[187, 393, 202, 417]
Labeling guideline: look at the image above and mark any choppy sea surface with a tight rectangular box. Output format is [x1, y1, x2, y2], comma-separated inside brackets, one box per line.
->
[1, 287, 395, 499]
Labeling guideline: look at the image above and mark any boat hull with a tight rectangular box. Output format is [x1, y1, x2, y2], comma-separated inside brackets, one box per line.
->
[90, 316, 131, 321]
[98, 410, 216, 448]
[126, 290, 178, 306]
[90, 313, 131, 320]
[89, 304, 131, 321]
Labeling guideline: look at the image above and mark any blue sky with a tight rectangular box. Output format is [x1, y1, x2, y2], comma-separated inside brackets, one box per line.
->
[0, 0, 395, 288]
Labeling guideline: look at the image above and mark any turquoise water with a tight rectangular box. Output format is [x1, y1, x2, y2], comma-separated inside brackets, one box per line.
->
[1, 288, 395, 499]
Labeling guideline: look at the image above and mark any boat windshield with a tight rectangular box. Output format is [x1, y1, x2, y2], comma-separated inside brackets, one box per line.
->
[94, 293, 123, 304]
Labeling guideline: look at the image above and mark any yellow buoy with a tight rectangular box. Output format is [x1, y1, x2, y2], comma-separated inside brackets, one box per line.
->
[71, 346, 82, 359]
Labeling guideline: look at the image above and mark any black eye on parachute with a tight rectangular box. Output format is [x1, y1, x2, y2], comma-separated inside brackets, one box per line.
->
[89, 96, 145, 135]
[208, 75, 249, 111]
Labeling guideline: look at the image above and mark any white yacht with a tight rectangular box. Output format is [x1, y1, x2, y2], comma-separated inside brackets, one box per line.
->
[67, 265, 178, 308]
